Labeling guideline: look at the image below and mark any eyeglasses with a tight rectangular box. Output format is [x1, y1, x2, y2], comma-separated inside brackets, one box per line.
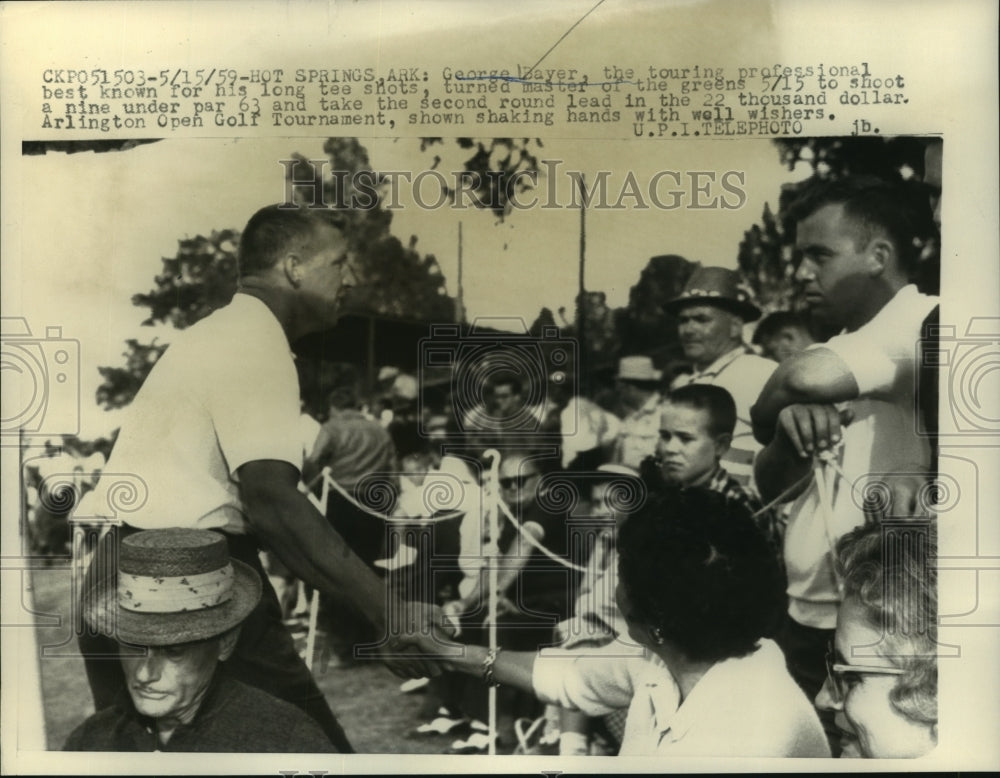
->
[825, 642, 906, 702]
[498, 472, 538, 490]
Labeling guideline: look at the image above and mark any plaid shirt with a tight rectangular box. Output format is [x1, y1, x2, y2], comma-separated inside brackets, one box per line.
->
[704, 467, 785, 566]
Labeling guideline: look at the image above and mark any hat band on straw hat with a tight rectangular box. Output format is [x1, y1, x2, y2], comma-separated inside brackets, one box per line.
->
[119, 564, 235, 614]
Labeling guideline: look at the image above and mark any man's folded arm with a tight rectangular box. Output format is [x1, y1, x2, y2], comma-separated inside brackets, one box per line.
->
[751, 347, 859, 444]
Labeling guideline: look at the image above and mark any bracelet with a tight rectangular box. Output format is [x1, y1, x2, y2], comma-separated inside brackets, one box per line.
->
[482, 646, 501, 687]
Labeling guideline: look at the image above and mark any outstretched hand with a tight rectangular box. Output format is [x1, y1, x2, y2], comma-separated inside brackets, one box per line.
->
[378, 600, 462, 678]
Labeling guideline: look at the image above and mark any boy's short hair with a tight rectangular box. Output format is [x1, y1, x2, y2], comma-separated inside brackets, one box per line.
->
[666, 384, 737, 437]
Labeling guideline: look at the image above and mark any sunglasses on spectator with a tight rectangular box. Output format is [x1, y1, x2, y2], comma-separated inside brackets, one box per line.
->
[825, 642, 905, 702]
[498, 472, 539, 489]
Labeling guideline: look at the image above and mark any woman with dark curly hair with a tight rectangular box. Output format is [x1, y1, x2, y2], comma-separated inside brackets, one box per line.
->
[440, 485, 830, 756]
[817, 522, 937, 758]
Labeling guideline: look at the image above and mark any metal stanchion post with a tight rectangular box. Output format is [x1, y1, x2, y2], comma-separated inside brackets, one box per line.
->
[482, 449, 502, 756]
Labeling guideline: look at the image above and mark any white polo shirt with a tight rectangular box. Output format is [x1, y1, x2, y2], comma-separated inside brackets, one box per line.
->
[75, 294, 302, 534]
[784, 285, 937, 628]
[533, 638, 829, 757]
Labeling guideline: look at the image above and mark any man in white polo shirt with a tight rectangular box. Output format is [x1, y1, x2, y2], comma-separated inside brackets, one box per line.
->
[750, 175, 938, 728]
[75, 205, 444, 752]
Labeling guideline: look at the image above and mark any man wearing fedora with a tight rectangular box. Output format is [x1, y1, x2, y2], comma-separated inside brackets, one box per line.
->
[610, 356, 663, 471]
[664, 266, 776, 489]
[74, 205, 445, 752]
[64, 529, 337, 752]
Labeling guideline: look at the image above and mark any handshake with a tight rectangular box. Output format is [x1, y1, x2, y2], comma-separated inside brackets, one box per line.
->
[375, 600, 468, 679]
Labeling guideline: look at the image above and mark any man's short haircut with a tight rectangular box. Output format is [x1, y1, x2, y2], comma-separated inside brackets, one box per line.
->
[751, 310, 811, 345]
[836, 522, 937, 727]
[617, 485, 786, 663]
[666, 383, 737, 438]
[785, 175, 937, 276]
[238, 205, 347, 278]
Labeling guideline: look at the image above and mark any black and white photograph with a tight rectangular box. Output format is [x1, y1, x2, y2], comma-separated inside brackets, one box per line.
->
[1, 1, 997, 774]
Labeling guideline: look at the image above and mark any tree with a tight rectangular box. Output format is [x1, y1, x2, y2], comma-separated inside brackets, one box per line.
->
[736, 202, 791, 313]
[617, 254, 698, 369]
[528, 306, 558, 336]
[95, 339, 167, 411]
[558, 291, 620, 377]
[131, 231, 241, 330]
[22, 140, 160, 156]
[419, 138, 544, 221]
[773, 136, 931, 180]
[95, 230, 241, 411]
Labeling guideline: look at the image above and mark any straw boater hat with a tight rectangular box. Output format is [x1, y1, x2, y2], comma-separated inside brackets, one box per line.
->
[595, 463, 640, 478]
[87, 529, 261, 646]
[663, 266, 762, 322]
[615, 355, 662, 382]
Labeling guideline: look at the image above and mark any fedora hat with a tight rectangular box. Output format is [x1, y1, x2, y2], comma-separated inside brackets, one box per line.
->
[664, 266, 762, 322]
[86, 529, 261, 647]
[616, 355, 662, 382]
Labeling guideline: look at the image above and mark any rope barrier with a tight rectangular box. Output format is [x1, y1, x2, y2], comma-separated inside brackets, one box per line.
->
[497, 499, 589, 573]
[306, 466, 588, 572]
[750, 470, 814, 519]
[304, 468, 465, 523]
[813, 449, 847, 596]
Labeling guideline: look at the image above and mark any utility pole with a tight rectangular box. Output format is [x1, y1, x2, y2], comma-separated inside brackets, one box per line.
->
[456, 221, 466, 325]
[576, 175, 587, 385]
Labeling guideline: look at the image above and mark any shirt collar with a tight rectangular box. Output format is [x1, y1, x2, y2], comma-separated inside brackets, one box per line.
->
[691, 345, 752, 380]
[233, 292, 294, 357]
[658, 641, 770, 744]
[697, 465, 727, 491]
[632, 653, 682, 739]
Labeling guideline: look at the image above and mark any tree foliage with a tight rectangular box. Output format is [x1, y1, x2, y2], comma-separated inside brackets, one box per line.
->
[419, 138, 544, 221]
[617, 255, 698, 361]
[96, 339, 167, 410]
[552, 255, 696, 384]
[132, 231, 241, 330]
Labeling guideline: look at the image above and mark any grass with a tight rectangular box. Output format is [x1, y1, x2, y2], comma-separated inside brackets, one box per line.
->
[26, 564, 469, 754]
